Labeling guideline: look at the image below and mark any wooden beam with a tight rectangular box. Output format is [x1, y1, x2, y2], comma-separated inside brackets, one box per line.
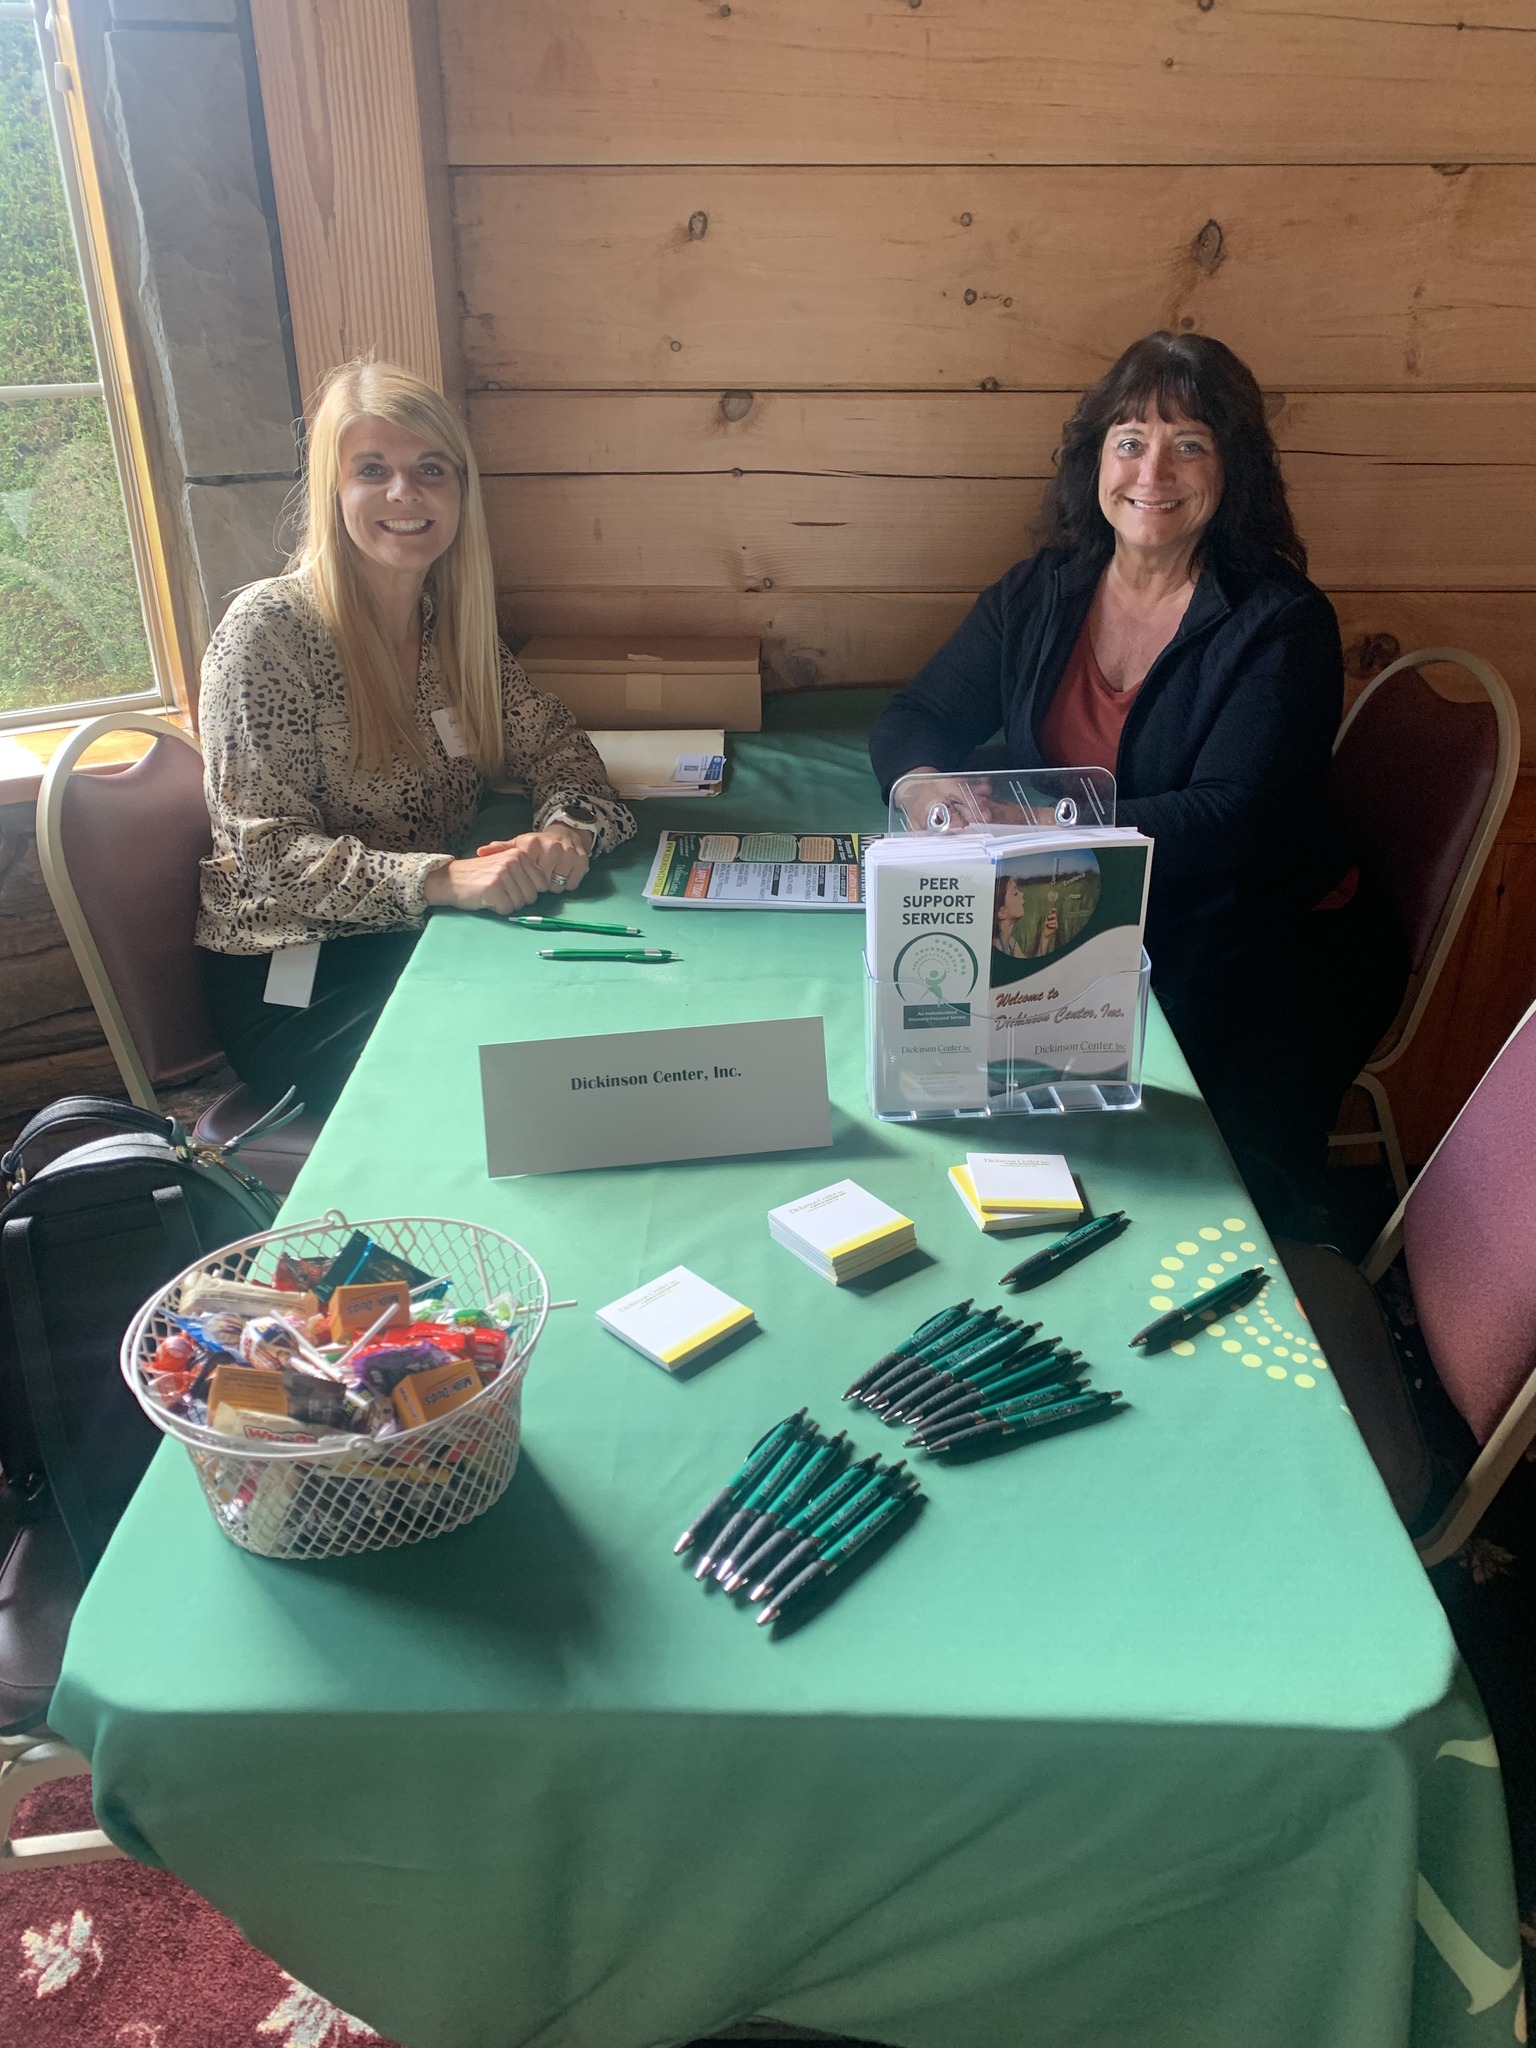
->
[499, 586, 1536, 763]
[481, 462, 1535, 593]
[250, 0, 457, 406]
[467, 388, 1536, 478]
[437, 0, 1536, 169]
[453, 165, 1536, 392]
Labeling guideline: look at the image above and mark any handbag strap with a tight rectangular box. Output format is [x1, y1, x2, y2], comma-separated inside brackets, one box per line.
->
[2, 1096, 187, 1183]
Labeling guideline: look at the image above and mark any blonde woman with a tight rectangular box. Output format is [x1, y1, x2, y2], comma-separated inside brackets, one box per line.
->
[196, 359, 633, 1115]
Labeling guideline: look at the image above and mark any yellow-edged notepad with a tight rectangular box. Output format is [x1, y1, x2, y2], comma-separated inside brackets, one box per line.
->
[964, 1152, 1083, 1221]
[947, 1164, 1073, 1236]
[768, 1178, 916, 1283]
[595, 1266, 755, 1371]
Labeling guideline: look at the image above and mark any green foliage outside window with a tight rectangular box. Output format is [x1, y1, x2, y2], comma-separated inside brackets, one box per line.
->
[0, 22, 152, 714]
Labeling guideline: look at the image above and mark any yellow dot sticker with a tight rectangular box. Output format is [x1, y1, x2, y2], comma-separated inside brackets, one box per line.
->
[1242, 1353, 1262, 1367]
[1266, 1365, 1288, 1380]
[1149, 1295, 1173, 1311]
[1240, 1241, 1257, 1253]
[1294, 1374, 1316, 1388]
[1205, 1323, 1226, 1337]
[1273, 1347, 1290, 1359]
[1199, 1227, 1222, 1241]
[1222, 1339, 1242, 1353]
[1160, 1257, 1185, 1271]
[1256, 1335, 1271, 1347]
[1221, 1251, 1238, 1263]
[1195, 1277, 1215, 1290]
[1207, 1263, 1226, 1275]
[1171, 1340, 1196, 1357]
[1176, 1241, 1199, 1256]
[1223, 1218, 1247, 1231]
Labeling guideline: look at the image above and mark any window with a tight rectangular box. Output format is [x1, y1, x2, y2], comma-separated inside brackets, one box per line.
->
[0, 0, 180, 727]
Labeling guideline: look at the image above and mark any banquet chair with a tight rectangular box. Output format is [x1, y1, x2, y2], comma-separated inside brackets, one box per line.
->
[1279, 992, 1536, 1567]
[1328, 647, 1519, 1195]
[36, 713, 321, 1194]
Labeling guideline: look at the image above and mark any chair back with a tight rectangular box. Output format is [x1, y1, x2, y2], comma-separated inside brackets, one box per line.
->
[1331, 648, 1518, 1066]
[1402, 998, 1536, 1446]
[36, 715, 221, 1111]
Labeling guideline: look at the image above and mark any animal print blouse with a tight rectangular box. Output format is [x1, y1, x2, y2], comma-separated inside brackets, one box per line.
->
[195, 575, 634, 955]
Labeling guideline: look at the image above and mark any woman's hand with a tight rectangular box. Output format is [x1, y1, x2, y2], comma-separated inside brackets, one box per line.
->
[423, 824, 594, 914]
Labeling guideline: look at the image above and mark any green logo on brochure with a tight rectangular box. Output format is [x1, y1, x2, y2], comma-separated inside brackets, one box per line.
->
[894, 933, 978, 1028]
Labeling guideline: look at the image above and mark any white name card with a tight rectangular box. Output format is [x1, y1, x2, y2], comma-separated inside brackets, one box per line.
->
[480, 1016, 832, 1177]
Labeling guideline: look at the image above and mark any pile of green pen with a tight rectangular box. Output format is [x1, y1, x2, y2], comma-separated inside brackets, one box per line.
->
[844, 1298, 1124, 1455]
[675, 1409, 922, 1627]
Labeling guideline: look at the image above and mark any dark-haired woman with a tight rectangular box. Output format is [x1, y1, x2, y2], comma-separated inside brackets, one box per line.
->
[868, 332, 1407, 1228]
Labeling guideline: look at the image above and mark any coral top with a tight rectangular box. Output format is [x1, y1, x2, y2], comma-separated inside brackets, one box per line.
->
[1038, 617, 1138, 776]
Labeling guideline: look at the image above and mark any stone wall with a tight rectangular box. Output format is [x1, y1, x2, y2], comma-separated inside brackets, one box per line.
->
[93, 0, 302, 640]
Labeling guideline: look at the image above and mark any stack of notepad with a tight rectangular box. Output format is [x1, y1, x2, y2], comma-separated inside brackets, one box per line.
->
[769, 1179, 916, 1284]
[948, 1152, 1083, 1235]
[587, 729, 725, 800]
[596, 1266, 755, 1371]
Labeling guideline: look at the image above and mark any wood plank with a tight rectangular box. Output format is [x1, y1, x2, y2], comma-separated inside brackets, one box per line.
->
[437, 0, 1536, 168]
[482, 465, 1535, 593]
[469, 390, 1536, 478]
[499, 588, 1536, 746]
[250, 0, 450, 404]
[453, 166, 1536, 392]
[499, 589, 973, 694]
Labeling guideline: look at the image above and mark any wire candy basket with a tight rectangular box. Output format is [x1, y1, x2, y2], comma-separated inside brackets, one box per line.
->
[121, 1212, 548, 1560]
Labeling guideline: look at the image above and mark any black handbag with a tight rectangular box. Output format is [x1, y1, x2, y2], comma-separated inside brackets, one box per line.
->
[0, 1092, 294, 1583]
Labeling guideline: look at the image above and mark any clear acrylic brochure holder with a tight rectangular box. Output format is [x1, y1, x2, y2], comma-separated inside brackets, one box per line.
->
[868, 768, 1151, 1121]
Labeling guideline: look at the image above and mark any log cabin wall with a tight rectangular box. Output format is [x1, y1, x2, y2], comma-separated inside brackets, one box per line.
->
[428, 0, 1536, 1165]
[436, 0, 1536, 729]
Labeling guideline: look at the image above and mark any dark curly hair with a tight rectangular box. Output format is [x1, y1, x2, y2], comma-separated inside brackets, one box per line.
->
[1036, 332, 1306, 577]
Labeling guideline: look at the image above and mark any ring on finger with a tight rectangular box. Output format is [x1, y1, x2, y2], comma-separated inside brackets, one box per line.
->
[553, 873, 569, 888]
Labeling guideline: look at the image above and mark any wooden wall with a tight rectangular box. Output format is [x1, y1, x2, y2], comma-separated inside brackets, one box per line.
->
[434, 0, 1536, 742]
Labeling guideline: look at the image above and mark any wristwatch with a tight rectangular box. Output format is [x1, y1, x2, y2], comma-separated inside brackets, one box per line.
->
[545, 799, 600, 840]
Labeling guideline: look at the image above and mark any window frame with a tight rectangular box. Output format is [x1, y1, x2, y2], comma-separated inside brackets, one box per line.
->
[0, 0, 188, 732]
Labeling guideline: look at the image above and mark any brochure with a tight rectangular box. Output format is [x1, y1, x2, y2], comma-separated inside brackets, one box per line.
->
[645, 831, 874, 910]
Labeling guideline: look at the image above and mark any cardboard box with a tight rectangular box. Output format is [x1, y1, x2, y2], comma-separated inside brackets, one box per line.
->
[516, 636, 762, 732]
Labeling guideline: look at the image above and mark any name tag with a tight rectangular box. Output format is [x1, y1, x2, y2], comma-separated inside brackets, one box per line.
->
[263, 941, 320, 1009]
[431, 707, 470, 758]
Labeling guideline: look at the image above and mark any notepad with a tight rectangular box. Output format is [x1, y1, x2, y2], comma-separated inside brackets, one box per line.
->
[596, 1266, 756, 1370]
[964, 1153, 1083, 1221]
[768, 1178, 916, 1283]
[947, 1165, 1073, 1236]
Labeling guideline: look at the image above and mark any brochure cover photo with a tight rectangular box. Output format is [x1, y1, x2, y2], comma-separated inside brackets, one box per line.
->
[986, 836, 1152, 1095]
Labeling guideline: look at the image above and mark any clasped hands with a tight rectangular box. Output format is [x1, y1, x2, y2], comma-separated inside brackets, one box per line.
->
[422, 823, 595, 915]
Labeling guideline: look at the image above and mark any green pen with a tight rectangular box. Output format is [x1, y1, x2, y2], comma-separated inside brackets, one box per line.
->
[901, 1339, 1072, 1424]
[717, 1431, 849, 1588]
[673, 1408, 808, 1556]
[905, 1351, 1082, 1434]
[694, 1430, 819, 1580]
[732, 1454, 885, 1591]
[514, 915, 644, 936]
[757, 1486, 922, 1624]
[874, 1322, 1041, 1413]
[750, 1466, 915, 1603]
[538, 947, 674, 963]
[905, 1372, 1088, 1445]
[858, 1310, 1009, 1405]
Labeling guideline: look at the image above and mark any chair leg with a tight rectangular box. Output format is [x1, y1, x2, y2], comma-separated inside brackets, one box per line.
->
[0, 1733, 124, 1872]
[1342, 1072, 1410, 1198]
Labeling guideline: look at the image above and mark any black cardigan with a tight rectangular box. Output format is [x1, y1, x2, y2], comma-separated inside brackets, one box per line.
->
[868, 546, 1349, 984]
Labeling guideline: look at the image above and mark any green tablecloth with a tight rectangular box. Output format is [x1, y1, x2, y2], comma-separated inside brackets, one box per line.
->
[54, 694, 1520, 2048]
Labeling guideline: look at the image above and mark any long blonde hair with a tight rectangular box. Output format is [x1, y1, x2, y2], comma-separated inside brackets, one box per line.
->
[289, 359, 504, 775]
